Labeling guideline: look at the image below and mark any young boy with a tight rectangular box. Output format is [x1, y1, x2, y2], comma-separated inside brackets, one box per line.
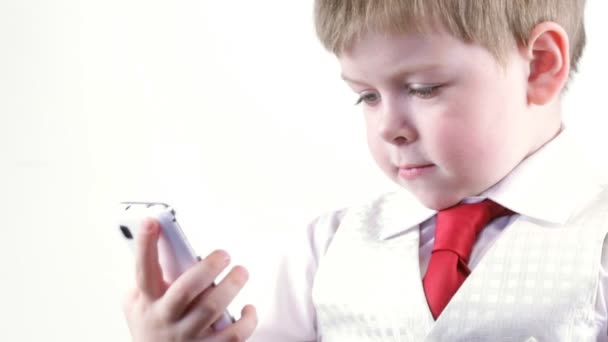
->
[123, 0, 608, 341]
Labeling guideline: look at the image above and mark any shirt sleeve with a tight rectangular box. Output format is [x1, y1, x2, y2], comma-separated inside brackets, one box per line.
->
[596, 237, 608, 341]
[248, 210, 345, 342]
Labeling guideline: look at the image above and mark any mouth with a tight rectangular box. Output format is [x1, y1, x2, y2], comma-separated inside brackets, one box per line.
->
[397, 164, 435, 180]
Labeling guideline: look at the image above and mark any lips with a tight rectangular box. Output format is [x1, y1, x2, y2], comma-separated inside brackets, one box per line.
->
[397, 164, 435, 180]
[399, 163, 434, 170]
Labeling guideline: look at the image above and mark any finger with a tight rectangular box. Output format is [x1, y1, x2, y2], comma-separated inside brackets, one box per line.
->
[122, 287, 139, 317]
[205, 305, 258, 342]
[161, 250, 231, 321]
[180, 265, 249, 336]
[134, 218, 164, 300]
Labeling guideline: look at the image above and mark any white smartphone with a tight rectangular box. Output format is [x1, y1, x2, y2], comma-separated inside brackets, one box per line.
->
[118, 201, 235, 331]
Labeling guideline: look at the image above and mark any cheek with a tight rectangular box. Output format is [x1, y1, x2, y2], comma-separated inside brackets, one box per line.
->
[428, 111, 499, 175]
[366, 127, 382, 158]
[366, 124, 393, 170]
[434, 123, 515, 187]
[428, 80, 514, 165]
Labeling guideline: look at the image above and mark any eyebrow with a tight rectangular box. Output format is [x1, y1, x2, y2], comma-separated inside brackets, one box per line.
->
[340, 74, 368, 86]
[341, 64, 442, 85]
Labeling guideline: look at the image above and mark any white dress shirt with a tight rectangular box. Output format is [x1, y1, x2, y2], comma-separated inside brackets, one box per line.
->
[249, 128, 607, 341]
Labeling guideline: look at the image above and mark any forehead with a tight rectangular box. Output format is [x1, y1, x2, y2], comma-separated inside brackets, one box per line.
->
[338, 31, 500, 81]
[338, 33, 470, 73]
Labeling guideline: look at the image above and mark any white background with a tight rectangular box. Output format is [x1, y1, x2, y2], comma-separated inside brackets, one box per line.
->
[0, 1, 606, 341]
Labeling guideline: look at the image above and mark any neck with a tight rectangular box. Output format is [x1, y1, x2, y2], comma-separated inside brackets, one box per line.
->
[525, 101, 563, 158]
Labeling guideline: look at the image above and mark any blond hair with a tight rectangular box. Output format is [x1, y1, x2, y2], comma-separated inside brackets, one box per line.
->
[314, 0, 586, 73]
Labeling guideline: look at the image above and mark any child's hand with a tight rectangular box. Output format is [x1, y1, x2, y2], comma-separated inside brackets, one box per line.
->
[123, 219, 257, 341]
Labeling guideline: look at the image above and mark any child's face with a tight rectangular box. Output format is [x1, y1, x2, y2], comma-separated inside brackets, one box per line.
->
[339, 31, 541, 210]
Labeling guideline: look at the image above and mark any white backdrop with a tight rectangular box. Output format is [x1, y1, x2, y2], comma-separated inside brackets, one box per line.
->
[0, 1, 606, 341]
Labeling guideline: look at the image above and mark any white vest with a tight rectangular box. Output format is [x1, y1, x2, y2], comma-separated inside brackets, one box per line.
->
[312, 188, 608, 341]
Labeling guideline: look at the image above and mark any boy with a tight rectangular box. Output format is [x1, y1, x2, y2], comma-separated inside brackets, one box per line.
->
[123, 0, 608, 341]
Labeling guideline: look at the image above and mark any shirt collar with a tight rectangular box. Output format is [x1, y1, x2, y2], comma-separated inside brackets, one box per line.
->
[377, 127, 605, 240]
[484, 127, 604, 225]
[376, 189, 436, 240]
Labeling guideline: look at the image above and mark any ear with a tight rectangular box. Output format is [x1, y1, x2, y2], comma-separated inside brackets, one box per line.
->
[523, 22, 570, 105]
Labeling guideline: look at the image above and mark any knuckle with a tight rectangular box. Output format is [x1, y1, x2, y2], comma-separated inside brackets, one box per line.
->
[225, 332, 245, 342]
[122, 297, 132, 315]
[122, 288, 140, 315]
[165, 282, 188, 306]
[156, 302, 177, 323]
[199, 299, 221, 316]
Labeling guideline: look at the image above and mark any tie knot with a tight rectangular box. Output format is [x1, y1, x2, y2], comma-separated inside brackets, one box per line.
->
[432, 199, 513, 262]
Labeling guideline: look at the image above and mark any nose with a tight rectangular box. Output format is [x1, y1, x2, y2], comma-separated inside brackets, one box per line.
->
[376, 96, 418, 145]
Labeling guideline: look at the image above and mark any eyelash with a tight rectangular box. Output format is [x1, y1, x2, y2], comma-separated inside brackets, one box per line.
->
[354, 85, 442, 105]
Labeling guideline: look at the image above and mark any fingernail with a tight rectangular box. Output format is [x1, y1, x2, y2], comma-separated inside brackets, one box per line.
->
[217, 250, 231, 261]
[233, 265, 249, 282]
[144, 219, 158, 233]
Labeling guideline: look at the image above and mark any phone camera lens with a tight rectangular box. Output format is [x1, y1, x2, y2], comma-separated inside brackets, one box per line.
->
[120, 225, 133, 239]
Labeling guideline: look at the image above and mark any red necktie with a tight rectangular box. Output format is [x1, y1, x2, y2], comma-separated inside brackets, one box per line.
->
[422, 199, 513, 319]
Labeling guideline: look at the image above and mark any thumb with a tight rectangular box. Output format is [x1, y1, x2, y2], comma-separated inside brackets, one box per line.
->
[134, 218, 165, 299]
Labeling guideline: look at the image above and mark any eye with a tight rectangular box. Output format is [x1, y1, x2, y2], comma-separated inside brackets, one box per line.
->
[408, 85, 442, 99]
[355, 91, 380, 106]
